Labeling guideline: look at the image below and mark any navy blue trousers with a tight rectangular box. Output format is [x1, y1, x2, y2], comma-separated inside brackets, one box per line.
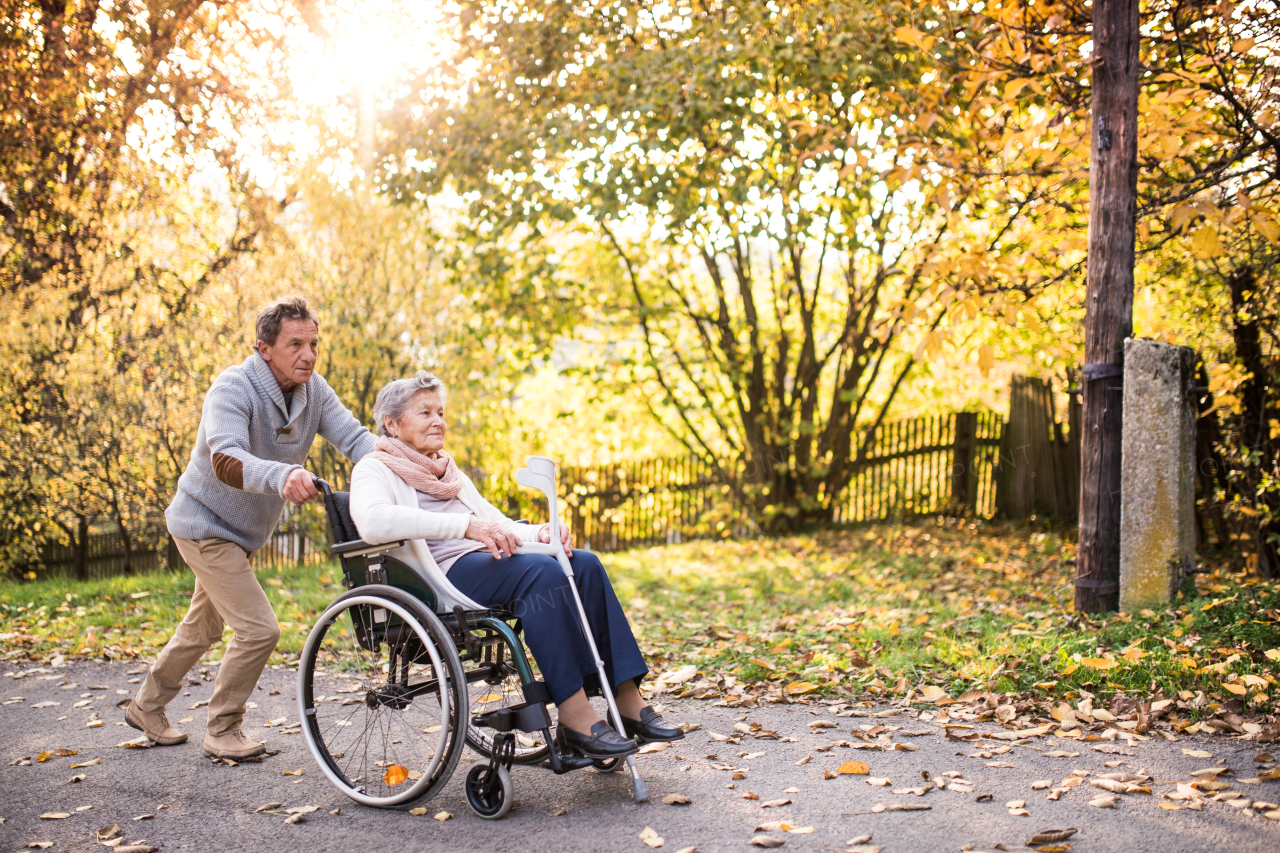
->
[448, 550, 649, 706]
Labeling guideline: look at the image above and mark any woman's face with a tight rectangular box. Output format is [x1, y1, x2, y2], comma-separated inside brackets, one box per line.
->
[387, 390, 446, 456]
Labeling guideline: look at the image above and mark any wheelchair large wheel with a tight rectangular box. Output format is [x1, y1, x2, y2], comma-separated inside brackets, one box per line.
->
[463, 635, 551, 765]
[298, 585, 467, 808]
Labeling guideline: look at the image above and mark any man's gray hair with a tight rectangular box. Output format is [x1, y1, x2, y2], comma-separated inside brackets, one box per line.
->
[372, 371, 448, 436]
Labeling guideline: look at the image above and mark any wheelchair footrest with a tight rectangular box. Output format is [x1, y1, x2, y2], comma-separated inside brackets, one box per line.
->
[472, 701, 552, 734]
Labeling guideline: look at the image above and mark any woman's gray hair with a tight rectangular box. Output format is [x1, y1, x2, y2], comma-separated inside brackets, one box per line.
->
[372, 371, 448, 436]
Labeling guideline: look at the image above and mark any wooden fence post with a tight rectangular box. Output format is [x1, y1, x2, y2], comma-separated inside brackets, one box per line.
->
[951, 412, 977, 514]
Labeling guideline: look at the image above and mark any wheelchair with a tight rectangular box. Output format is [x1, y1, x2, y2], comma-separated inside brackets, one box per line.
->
[297, 457, 650, 818]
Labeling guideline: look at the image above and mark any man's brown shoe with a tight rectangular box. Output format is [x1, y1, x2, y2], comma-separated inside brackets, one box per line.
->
[202, 728, 266, 760]
[124, 699, 188, 746]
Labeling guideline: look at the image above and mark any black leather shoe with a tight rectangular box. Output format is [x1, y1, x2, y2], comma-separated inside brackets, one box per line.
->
[622, 706, 686, 744]
[556, 721, 640, 760]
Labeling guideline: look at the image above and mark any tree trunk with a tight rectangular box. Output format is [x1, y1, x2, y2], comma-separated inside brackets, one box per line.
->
[1075, 0, 1140, 613]
[1227, 267, 1280, 579]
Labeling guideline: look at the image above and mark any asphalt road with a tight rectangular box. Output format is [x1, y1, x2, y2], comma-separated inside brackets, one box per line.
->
[2, 660, 1278, 853]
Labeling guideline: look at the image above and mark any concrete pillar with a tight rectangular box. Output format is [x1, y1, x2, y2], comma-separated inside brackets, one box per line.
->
[1119, 340, 1197, 611]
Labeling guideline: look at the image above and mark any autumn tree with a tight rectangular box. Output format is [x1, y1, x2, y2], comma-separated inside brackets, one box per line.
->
[0, 0, 291, 575]
[389, 0, 1047, 530]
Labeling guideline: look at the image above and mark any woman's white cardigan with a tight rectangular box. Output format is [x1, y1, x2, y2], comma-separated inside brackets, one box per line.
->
[349, 456, 544, 612]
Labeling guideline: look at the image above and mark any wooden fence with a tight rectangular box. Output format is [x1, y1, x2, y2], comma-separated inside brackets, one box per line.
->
[27, 377, 1082, 578]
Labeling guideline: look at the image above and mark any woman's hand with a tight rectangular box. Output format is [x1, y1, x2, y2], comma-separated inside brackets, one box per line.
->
[465, 517, 523, 559]
[538, 523, 574, 557]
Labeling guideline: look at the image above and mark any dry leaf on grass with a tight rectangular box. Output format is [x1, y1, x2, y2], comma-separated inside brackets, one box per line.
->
[838, 760, 870, 775]
[639, 826, 664, 848]
[748, 835, 785, 848]
[663, 793, 692, 805]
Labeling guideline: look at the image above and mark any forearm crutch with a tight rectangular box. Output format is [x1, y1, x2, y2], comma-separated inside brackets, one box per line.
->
[516, 456, 651, 803]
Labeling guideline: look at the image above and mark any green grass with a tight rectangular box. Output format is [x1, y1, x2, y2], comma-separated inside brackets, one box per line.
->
[3, 521, 1277, 716]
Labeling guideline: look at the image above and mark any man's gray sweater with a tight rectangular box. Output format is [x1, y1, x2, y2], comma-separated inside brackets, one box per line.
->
[165, 353, 377, 551]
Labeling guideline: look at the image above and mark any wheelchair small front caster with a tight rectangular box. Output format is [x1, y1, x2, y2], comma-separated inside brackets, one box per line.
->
[465, 763, 514, 819]
[592, 756, 624, 773]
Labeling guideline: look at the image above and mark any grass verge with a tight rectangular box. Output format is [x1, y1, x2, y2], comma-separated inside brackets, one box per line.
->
[2, 520, 1277, 722]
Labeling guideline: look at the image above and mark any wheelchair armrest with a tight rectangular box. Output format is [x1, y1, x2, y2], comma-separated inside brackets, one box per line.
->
[332, 539, 406, 558]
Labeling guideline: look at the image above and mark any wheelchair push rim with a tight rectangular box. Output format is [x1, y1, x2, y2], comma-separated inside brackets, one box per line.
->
[297, 588, 466, 808]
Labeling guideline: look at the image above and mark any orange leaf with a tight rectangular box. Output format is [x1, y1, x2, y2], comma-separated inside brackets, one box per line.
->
[838, 760, 870, 775]
[384, 765, 409, 786]
[749, 657, 776, 672]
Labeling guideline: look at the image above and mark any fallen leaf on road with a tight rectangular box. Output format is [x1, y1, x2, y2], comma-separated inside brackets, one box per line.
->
[782, 787, 800, 794]
[976, 794, 993, 802]
[433, 811, 452, 821]
[408, 808, 427, 816]
[116, 846, 159, 853]
[639, 826, 664, 848]
[1009, 808, 1030, 817]
[27, 844, 53, 850]
[1159, 802, 1182, 811]
[1182, 749, 1213, 759]
[866, 778, 891, 786]
[884, 803, 931, 811]
[893, 742, 920, 752]
[1031, 780, 1050, 790]
[794, 755, 812, 766]
[640, 742, 669, 754]
[761, 799, 792, 808]
[39, 813, 70, 820]
[285, 806, 319, 815]
[96, 825, 122, 840]
[748, 835, 784, 848]
[252, 803, 284, 813]
[1044, 750, 1079, 758]
[383, 765, 408, 786]
[284, 813, 305, 824]
[743, 792, 759, 799]
[68, 773, 86, 783]
[838, 760, 870, 775]
[330, 809, 340, 815]
[69, 758, 101, 768]
[673, 848, 698, 853]
[1090, 794, 1118, 808]
[1091, 744, 1134, 756]
[848, 846, 880, 853]
[663, 793, 692, 805]
[282, 769, 302, 776]
[1028, 829, 1077, 844]
[1254, 753, 1274, 763]
[177, 716, 194, 724]
[133, 814, 154, 820]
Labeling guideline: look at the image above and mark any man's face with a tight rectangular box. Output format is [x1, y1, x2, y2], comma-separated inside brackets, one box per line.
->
[258, 319, 319, 391]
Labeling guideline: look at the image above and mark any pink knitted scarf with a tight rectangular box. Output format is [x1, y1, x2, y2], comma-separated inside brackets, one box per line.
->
[370, 436, 464, 500]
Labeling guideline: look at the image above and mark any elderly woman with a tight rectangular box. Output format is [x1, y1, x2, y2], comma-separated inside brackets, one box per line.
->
[349, 372, 682, 760]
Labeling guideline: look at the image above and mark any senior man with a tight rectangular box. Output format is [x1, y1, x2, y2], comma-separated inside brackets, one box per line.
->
[127, 296, 376, 760]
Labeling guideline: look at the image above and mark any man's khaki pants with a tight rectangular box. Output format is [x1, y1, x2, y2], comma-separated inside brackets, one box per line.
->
[137, 536, 281, 737]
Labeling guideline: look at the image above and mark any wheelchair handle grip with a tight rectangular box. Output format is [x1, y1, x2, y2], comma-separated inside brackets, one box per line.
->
[313, 477, 333, 496]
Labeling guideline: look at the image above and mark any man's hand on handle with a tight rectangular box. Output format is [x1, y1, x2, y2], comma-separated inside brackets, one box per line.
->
[466, 518, 523, 559]
[539, 522, 574, 557]
[283, 468, 321, 506]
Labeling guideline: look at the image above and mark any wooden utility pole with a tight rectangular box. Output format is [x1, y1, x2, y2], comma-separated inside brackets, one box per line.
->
[1075, 0, 1140, 613]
